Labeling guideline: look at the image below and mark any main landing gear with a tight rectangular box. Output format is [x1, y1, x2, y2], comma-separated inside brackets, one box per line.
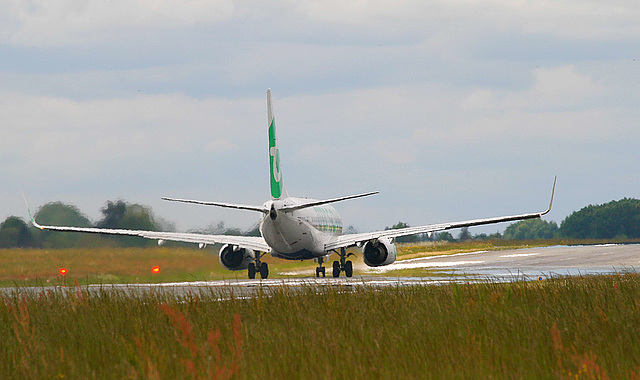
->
[332, 247, 354, 278]
[315, 248, 354, 278]
[248, 252, 269, 279]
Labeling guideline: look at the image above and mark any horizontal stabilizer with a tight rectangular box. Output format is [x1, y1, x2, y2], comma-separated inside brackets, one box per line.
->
[161, 197, 268, 213]
[280, 191, 379, 212]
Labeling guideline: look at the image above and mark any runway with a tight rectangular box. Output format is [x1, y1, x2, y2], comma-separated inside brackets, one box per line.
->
[4, 244, 638, 297]
[93, 243, 640, 296]
[369, 243, 640, 280]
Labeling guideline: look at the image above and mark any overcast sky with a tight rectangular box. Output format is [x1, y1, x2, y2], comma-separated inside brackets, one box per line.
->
[2, 0, 639, 234]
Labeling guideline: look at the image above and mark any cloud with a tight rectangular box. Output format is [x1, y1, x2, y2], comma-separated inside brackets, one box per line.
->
[3, 0, 638, 50]
[296, 0, 640, 43]
[204, 139, 239, 153]
[0, 92, 263, 181]
[464, 65, 604, 111]
[451, 65, 611, 143]
[1, 0, 639, 234]
[0, 0, 234, 46]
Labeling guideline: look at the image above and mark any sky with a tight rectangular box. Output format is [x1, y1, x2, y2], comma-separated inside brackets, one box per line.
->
[1, 0, 639, 235]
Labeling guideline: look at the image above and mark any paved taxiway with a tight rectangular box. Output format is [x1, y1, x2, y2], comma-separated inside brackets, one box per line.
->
[4, 244, 638, 297]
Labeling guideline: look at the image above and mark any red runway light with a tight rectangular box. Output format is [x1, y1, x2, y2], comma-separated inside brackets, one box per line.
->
[152, 266, 161, 274]
[60, 268, 67, 276]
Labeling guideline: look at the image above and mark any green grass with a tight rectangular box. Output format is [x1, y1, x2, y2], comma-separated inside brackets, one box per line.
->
[1, 239, 637, 286]
[1, 274, 640, 378]
[0, 247, 225, 286]
[0, 243, 511, 286]
[0, 246, 353, 286]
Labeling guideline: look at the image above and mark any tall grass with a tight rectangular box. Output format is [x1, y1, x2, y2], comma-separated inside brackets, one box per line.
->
[2, 274, 640, 378]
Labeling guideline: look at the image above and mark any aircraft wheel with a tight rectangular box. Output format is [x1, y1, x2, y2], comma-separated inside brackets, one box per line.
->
[248, 263, 256, 279]
[332, 261, 340, 278]
[259, 262, 269, 279]
[345, 261, 353, 278]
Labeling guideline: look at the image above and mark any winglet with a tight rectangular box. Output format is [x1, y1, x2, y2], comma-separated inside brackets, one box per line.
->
[21, 192, 41, 229]
[540, 176, 556, 216]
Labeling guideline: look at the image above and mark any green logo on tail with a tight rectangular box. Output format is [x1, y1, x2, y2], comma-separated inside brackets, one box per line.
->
[269, 118, 283, 199]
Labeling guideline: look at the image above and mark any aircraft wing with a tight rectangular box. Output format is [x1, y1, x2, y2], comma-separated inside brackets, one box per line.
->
[325, 177, 556, 252]
[29, 216, 271, 252]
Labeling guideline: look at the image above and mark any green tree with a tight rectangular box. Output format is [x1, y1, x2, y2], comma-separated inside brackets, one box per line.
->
[503, 219, 558, 240]
[192, 221, 261, 238]
[385, 221, 418, 243]
[435, 231, 455, 242]
[32, 202, 97, 248]
[244, 223, 261, 237]
[97, 200, 159, 247]
[458, 227, 472, 242]
[0, 216, 35, 248]
[473, 232, 502, 241]
[559, 198, 640, 239]
[97, 200, 127, 229]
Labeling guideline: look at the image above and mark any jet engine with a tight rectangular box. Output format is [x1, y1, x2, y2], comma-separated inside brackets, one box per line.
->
[362, 237, 397, 267]
[219, 244, 255, 271]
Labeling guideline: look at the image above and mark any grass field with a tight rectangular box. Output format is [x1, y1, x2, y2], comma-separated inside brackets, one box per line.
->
[2, 239, 634, 286]
[0, 246, 338, 286]
[1, 274, 640, 378]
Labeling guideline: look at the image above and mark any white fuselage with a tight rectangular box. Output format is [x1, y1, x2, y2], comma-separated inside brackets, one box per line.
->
[259, 197, 342, 260]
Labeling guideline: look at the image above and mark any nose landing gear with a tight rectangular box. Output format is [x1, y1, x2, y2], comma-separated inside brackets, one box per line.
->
[315, 256, 326, 277]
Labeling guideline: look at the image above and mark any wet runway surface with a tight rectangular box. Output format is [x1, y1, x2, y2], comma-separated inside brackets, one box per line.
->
[4, 244, 639, 297]
[371, 243, 640, 280]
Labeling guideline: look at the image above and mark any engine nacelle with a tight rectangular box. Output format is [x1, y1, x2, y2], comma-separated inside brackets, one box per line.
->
[219, 244, 255, 271]
[362, 237, 397, 267]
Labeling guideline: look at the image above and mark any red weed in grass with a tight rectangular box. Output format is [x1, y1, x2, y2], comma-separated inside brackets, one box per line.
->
[551, 322, 610, 380]
[158, 303, 243, 379]
[68, 279, 89, 309]
[551, 322, 564, 372]
[10, 298, 32, 346]
[133, 336, 161, 380]
[7, 297, 44, 377]
[571, 351, 610, 380]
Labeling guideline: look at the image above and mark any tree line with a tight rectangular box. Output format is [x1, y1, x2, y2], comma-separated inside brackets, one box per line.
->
[500, 198, 640, 241]
[385, 198, 640, 242]
[0, 200, 259, 249]
[1, 197, 639, 248]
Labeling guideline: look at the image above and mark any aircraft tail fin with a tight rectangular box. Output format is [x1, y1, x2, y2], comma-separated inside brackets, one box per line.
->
[267, 89, 286, 199]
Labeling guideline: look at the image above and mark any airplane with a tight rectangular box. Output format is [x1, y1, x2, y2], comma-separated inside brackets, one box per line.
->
[29, 89, 556, 279]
